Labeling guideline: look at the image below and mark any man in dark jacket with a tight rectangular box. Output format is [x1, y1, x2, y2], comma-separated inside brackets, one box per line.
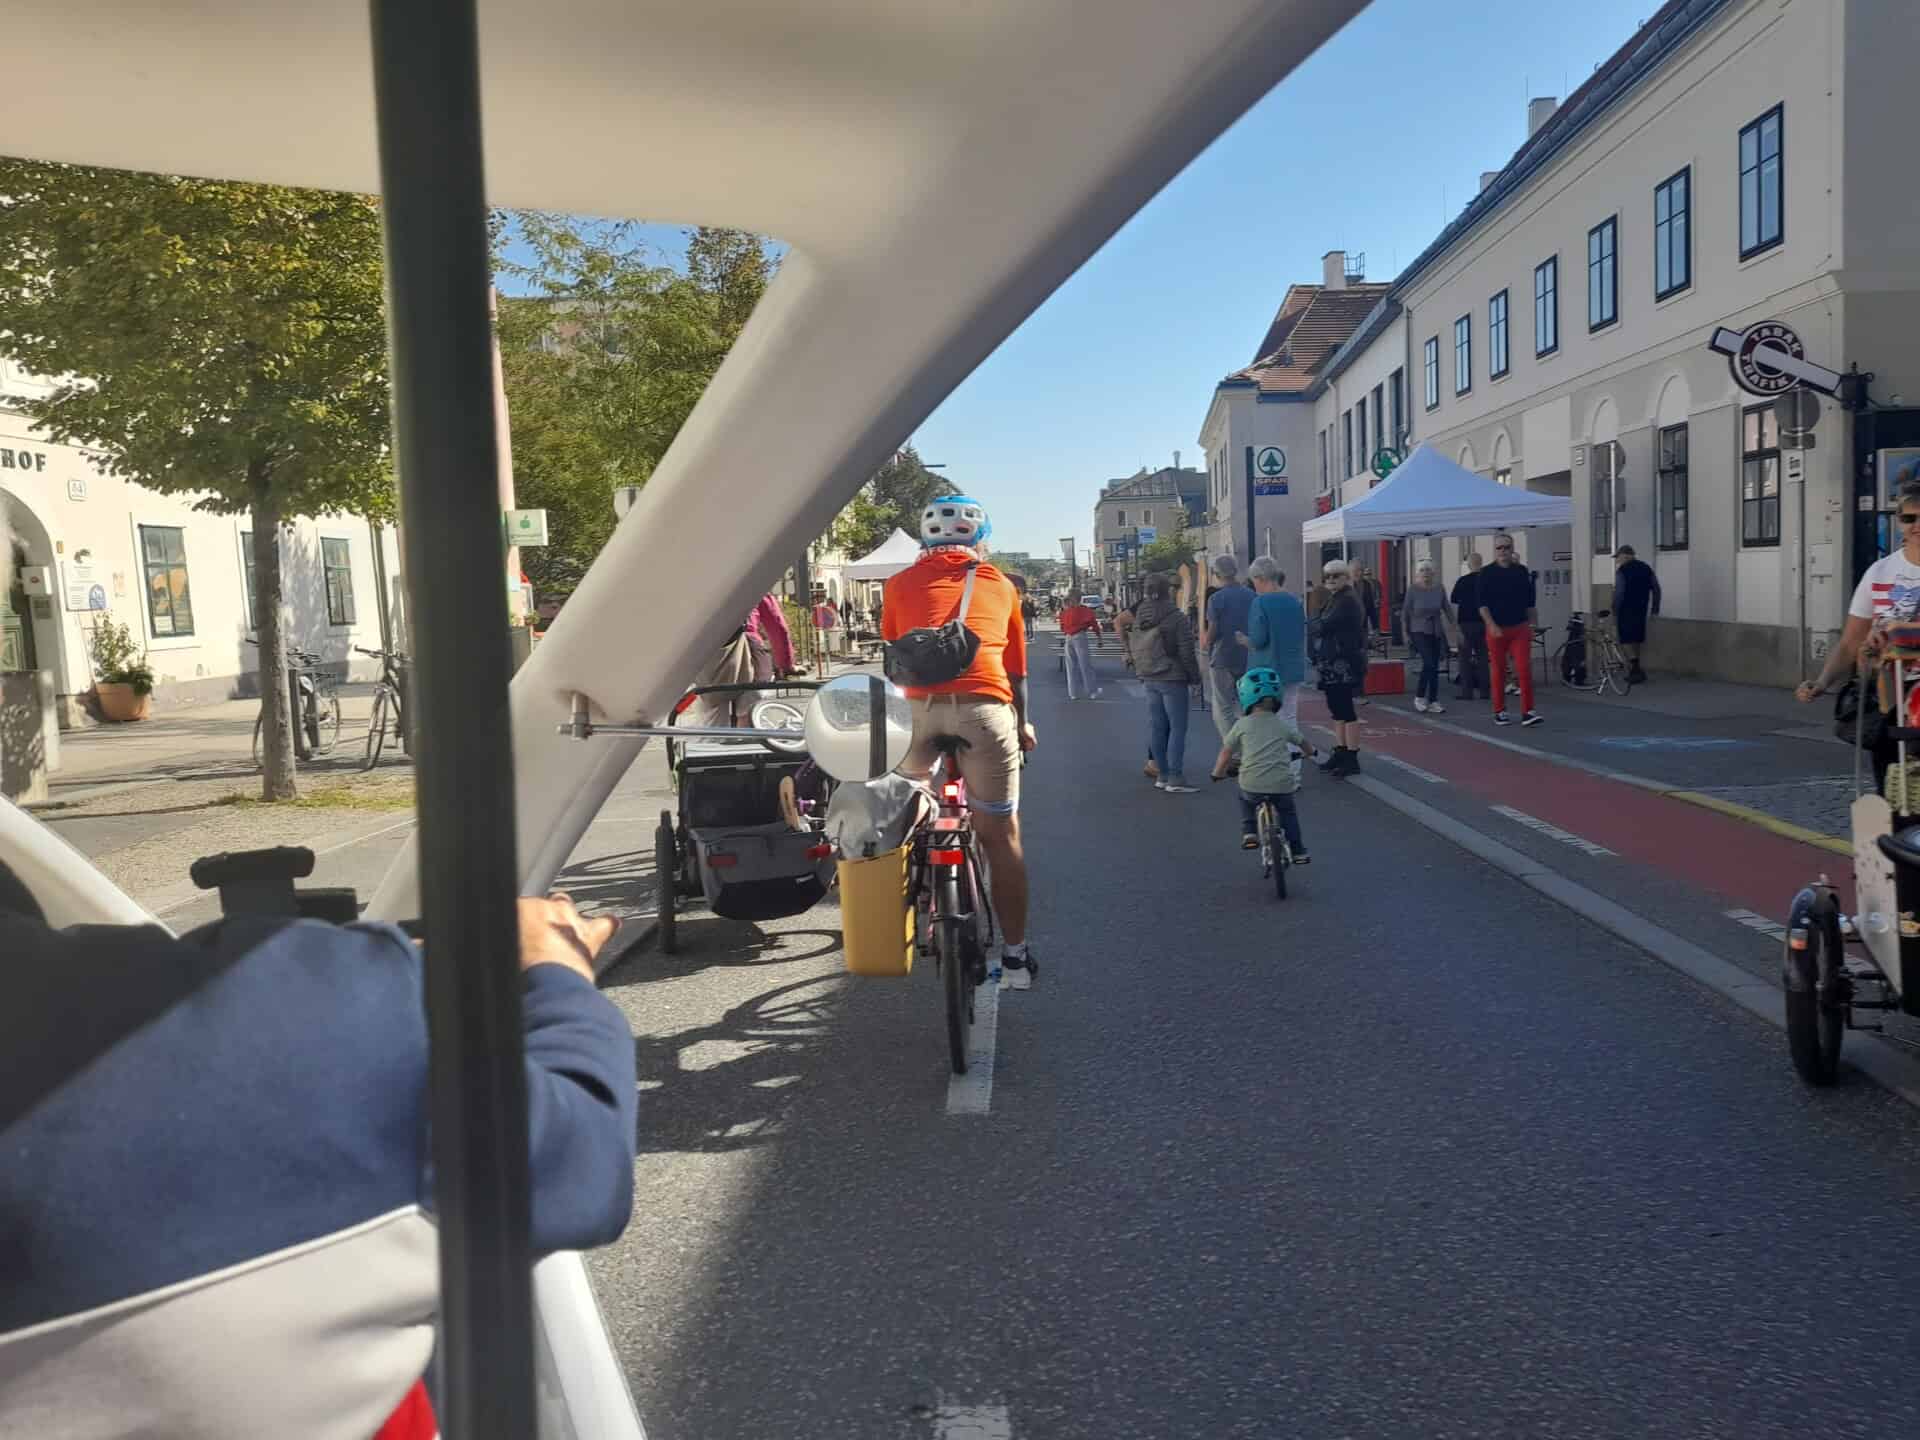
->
[1477, 532, 1541, 726]
[1612, 545, 1661, 683]
[1128, 573, 1201, 792]
[1451, 552, 1488, 700]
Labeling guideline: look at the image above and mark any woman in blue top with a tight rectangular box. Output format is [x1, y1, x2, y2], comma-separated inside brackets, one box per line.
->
[1238, 556, 1308, 727]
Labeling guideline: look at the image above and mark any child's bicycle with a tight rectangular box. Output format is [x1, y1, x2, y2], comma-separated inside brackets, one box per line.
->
[1210, 775, 1297, 899]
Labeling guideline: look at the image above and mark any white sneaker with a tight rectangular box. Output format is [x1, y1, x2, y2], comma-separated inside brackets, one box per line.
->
[999, 959, 1033, 991]
[1162, 782, 1198, 794]
[1153, 780, 1167, 790]
[1413, 697, 1430, 712]
[1427, 701, 1446, 715]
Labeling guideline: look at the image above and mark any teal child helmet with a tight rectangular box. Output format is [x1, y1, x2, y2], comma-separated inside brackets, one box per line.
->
[1237, 667, 1285, 714]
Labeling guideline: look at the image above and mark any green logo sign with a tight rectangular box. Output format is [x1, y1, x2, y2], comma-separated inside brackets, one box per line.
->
[1371, 448, 1401, 480]
[1255, 446, 1286, 478]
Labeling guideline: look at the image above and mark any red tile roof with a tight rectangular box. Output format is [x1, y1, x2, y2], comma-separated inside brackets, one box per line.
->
[1224, 283, 1390, 396]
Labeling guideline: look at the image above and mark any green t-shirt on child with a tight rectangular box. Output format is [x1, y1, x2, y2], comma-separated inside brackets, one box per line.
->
[1225, 708, 1304, 795]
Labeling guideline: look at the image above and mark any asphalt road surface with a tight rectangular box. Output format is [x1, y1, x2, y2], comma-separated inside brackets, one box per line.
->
[586, 651, 1920, 1440]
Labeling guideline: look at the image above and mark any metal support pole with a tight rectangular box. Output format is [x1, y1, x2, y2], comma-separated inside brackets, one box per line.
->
[369, 2, 533, 1435]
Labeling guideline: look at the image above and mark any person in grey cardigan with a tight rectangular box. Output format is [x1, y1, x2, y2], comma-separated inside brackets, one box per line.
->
[1404, 559, 1459, 713]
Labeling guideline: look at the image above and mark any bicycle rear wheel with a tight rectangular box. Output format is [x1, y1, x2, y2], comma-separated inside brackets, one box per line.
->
[311, 690, 343, 755]
[363, 686, 391, 771]
[940, 915, 969, 1074]
[1260, 806, 1287, 899]
[1600, 645, 1633, 696]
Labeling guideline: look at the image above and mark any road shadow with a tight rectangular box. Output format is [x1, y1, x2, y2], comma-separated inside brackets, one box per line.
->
[626, 968, 850, 1155]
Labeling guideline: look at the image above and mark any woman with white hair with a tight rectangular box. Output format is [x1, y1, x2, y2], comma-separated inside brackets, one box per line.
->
[1404, 558, 1459, 714]
[1313, 560, 1368, 776]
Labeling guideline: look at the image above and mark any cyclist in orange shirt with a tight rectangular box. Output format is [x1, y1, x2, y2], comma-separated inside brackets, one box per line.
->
[882, 496, 1040, 991]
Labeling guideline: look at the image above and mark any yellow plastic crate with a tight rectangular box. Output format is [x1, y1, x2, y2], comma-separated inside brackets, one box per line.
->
[837, 844, 914, 976]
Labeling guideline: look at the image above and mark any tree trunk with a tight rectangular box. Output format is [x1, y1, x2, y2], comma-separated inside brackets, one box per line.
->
[251, 476, 298, 801]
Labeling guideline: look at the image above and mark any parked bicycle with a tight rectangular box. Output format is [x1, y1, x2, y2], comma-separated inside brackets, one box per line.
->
[355, 645, 412, 770]
[1554, 610, 1633, 695]
[247, 639, 341, 766]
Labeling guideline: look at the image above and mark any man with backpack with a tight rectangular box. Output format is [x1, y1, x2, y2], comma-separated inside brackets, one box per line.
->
[1127, 572, 1201, 794]
[882, 495, 1040, 991]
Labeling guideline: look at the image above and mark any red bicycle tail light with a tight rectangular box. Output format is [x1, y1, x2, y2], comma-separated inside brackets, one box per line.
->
[929, 848, 965, 866]
[706, 851, 738, 868]
[672, 691, 699, 716]
[941, 782, 962, 804]
[805, 843, 832, 861]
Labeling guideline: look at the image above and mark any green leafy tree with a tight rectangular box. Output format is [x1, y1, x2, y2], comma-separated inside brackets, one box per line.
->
[827, 445, 950, 558]
[0, 159, 392, 799]
[493, 217, 773, 598]
[1139, 530, 1199, 574]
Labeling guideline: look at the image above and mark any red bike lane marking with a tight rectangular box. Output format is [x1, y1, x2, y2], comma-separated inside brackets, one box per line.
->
[1300, 697, 1853, 916]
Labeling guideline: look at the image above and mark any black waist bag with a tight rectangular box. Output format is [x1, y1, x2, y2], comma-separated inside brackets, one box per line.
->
[885, 565, 981, 688]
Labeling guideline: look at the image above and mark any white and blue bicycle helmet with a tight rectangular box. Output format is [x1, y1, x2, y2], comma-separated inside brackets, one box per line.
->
[920, 495, 991, 548]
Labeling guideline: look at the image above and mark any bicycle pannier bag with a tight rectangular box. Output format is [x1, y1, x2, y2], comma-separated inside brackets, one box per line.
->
[884, 565, 981, 688]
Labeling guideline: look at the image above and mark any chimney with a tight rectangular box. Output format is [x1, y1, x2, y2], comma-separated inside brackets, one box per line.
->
[1321, 250, 1348, 291]
[1173, 449, 1181, 472]
[1527, 96, 1559, 138]
[1480, 170, 1501, 193]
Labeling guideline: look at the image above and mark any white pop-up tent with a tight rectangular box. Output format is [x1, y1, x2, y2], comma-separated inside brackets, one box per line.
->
[843, 528, 923, 580]
[1301, 444, 1573, 546]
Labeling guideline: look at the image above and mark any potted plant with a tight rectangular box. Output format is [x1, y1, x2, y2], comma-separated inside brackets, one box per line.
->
[88, 618, 156, 722]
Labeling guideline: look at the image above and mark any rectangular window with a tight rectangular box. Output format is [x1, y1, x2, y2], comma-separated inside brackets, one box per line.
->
[1319, 430, 1329, 491]
[1424, 337, 1440, 410]
[1654, 166, 1691, 299]
[240, 531, 258, 630]
[1588, 216, 1618, 330]
[1141, 508, 1152, 526]
[322, 536, 357, 626]
[1343, 411, 1354, 476]
[1371, 383, 1384, 455]
[1534, 256, 1559, 356]
[1355, 398, 1367, 471]
[1116, 509, 1126, 527]
[1742, 404, 1781, 546]
[1658, 422, 1690, 550]
[1590, 444, 1617, 555]
[1453, 314, 1471, 395]
[139, 525, 195, 639]
[1494, 467, 1513, 487]
[1488, 290, 1510, 379]
[1740, 104, 1784, 258]
[1390, 369, 1405, 447]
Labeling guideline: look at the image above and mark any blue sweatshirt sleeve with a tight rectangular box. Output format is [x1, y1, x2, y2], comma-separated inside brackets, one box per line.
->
[520, 964, 638, 1253]
[1248, 598, 1271, 656]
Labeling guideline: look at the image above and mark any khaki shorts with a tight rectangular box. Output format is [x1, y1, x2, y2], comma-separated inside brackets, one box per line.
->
[904, 695, 1021, 816]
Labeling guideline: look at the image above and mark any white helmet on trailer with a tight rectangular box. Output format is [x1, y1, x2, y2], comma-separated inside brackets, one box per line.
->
[919, 495, 991, 548]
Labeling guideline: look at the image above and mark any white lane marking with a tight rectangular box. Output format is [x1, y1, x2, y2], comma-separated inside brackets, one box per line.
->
[931, 1400, 1013, 1439]
[1489, 804, 1616, 858]
[944, 981, 1001, 1117]
[1373, 753, 1448, 785]
[1725, 907, 1789, 943]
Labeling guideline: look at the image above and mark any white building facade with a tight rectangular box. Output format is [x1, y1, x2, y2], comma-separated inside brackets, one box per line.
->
[1305, 0, 1920, 683]
[1, 357, 401, 751]
[1091, 466, 1206, 592]
[1198, 258, 1389, 585]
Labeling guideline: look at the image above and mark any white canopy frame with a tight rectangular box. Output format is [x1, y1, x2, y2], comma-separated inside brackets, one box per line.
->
[1302, 444, 1574, 591]
[843, 528, 922, 581]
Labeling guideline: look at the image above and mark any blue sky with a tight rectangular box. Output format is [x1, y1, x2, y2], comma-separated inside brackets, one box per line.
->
[910, 0, 1657, 557]
[500, 0, 1657, 559]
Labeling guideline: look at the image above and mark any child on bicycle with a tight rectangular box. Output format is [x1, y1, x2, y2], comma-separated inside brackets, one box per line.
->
[1209, 668, 1310, 862]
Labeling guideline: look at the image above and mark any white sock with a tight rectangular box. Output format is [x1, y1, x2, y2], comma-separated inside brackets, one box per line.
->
[1003, 941, 1028, 964]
